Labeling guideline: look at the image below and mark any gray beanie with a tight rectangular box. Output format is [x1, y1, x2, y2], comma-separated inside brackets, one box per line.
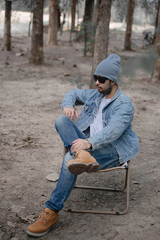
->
[94, 54, 121, 85]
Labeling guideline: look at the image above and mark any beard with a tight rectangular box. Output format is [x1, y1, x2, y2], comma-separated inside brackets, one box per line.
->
[102, 85, 113, 95]
[97, 83, 113, 96]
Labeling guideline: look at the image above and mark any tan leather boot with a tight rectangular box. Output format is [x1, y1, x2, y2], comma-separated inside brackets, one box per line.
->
[68, 150, 100, 175]
[27, 208, 60, 237]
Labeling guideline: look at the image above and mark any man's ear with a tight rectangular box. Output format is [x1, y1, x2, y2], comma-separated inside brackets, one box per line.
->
[111, 81, 115, 86]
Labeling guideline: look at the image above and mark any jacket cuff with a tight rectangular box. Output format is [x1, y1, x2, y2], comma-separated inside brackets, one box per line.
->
[87, 137, 96, 151]
[62, 105, 74, 110]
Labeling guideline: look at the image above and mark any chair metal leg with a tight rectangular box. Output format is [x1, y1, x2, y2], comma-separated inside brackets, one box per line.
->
[64, 162, 130, 215]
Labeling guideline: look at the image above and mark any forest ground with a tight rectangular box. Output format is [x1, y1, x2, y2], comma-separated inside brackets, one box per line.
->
[0, 27, 160, 240]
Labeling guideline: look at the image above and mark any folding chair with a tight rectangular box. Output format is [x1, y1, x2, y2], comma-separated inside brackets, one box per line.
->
[64, 161, 130, 215]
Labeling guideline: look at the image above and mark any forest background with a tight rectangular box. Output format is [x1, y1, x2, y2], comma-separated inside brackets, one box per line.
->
[0, 0, 160, 240]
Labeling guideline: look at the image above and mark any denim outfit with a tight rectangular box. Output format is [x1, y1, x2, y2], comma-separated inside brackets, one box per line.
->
[45, 87, 139, 212]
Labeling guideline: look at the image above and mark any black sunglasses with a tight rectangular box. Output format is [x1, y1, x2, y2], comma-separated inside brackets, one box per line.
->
[94, 75, 108, 84]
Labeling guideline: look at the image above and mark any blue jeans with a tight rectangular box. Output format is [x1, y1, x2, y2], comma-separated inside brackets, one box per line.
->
[45, 116, 120, 212]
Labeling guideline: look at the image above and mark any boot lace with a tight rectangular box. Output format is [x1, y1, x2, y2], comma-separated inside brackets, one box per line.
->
[38, 209, 53, 224]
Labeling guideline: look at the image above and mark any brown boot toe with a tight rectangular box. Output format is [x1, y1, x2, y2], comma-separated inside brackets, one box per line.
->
[27, 208, 60, 237]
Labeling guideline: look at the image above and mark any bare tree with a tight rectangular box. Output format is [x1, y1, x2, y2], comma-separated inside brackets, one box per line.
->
[30, 0, 44, 65]
[47, 0, 58, 45]
[3, 0, 12, 51]
[90, 0, 112, 88]
[113, 0, 127, 22]
[152, 0, 160, 44]
[124, 0, 135, 50]
[83, 0, 94, 24]
[152, 0, 160, 82]
[83, 0, 94, 56]
[71, 0, 77, 31]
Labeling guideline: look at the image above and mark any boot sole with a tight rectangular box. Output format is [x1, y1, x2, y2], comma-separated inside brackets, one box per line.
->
[26, 222, 61, 237]
[68, 162, 100, 175]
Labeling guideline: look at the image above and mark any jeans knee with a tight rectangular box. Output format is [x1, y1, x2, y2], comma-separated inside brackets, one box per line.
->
[55, 115, 69, 130]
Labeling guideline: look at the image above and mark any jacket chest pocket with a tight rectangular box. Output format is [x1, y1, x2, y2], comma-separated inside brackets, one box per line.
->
[104, 119, 110, 126]
[104, 112, 111, 126]
[84, 104, 94, 115]
[103, 108, 112, 126]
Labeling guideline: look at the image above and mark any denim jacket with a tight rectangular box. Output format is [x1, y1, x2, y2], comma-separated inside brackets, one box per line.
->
[62, 87, 139, 164]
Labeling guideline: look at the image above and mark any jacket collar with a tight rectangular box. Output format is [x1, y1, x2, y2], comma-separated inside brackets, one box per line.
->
[94, 87, 121, 107]
[110, 87, 121, 102]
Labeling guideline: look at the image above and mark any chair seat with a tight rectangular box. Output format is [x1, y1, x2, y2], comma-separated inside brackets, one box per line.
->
[64, 161, 130, 215]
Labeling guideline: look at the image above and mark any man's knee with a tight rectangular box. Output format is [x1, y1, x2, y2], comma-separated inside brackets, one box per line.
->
[55, 115, 69, 130]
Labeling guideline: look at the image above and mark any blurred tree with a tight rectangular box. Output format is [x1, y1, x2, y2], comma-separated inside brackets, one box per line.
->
[58, 4, 61, 30]
[47, 0, 58, 45]
[152, 0, 160, 44]
[90, 0, 112, 88]
[82, 0, 94, 56]
[140, 0, 158, 25]
[112, 0, 128, 22]
[71, 0, 78, 31]
[83, 0, 94, 23]
[59, 0, 68, 34]
[152, 0, 160, 82]
[3, 0, 12, 51]
[30, 0, 44, 64]
[124, 0, 135, 50]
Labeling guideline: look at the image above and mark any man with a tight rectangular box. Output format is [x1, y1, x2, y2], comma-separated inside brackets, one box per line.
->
[27, 54, 139, 237]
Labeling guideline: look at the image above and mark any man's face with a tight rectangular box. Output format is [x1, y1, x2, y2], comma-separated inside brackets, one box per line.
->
[95, 78, 113, 96]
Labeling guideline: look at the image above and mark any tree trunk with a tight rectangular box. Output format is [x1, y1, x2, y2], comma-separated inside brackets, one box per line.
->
[30, 0, 44, 65]
[90, 0, 112, 88]
[83, 0, 94, 56]
[3, 0, 12, 51]
[152, 0, 160, 82]
[58, 5, 61, 30]
[124, 0, 135, 50]
[71, 0, 77, 31]
[83, 0, 94, 23]
[89, 0, 99, 57]
[152, 0, 160, 45]
[47, 0, 58, 46]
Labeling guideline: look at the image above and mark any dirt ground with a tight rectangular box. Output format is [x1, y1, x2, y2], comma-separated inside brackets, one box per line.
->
[0, 29, 160, 240]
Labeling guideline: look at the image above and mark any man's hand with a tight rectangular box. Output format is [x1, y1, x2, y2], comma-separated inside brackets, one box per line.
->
[71, 139, 91, 153]
[64, 107, 78, 121]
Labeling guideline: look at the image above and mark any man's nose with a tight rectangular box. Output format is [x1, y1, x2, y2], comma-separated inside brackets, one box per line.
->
[95, 80, 100, 84]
